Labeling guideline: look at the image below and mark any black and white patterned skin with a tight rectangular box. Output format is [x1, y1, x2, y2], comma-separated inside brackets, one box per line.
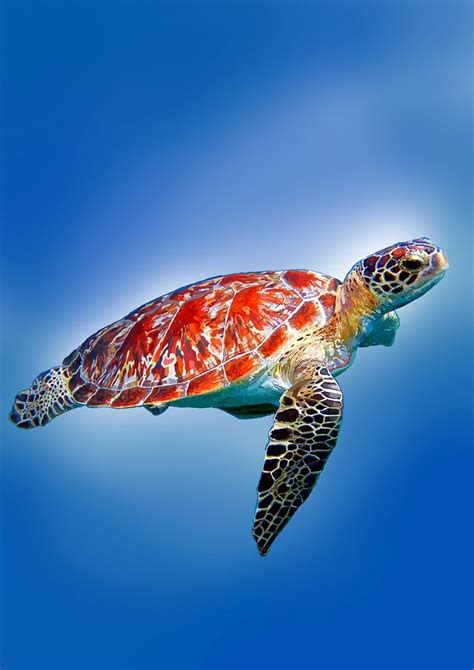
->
[252, 366, 343, 556]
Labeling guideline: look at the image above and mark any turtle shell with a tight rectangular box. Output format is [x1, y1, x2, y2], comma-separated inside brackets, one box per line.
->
[65, 270, 340, 408]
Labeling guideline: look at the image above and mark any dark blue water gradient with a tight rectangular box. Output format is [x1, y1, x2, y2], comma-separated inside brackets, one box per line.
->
[2, 2, 472, 669]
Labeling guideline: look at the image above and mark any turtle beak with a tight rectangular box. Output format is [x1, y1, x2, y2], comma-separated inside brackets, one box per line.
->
[434, 248, 449, 272]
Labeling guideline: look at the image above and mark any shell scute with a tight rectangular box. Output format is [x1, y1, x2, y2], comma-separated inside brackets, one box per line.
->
[258, 324, 291, 359]
[145, 384, 187, 404]
[283, 270, 331, 300]
[188, 368, 227, 396]
[81, 320, 135, 384]
[87, 388, 118, 407]
[73, 382, 98, 404]
[289, 301, 322, 331]
[219, 271, 280, 288]
[110, 387, 150, 408]
[224, 352, 262, 383]
[320, 293, 336, 313]
[164, 276, 223, 303]
[223, 283, 301, 360]
[151, 287, 232, 384]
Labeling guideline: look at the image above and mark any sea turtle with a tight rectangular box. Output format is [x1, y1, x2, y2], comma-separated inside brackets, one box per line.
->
[10, 237, 448, 555]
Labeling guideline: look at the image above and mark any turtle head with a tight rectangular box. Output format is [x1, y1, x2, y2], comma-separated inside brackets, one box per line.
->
[349, 238, 449, 312]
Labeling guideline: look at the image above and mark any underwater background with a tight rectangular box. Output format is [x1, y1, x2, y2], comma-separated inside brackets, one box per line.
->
[2, 2, 472, 669]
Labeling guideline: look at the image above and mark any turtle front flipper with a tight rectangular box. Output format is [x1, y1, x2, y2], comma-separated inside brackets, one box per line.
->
[359, 310, 400, 347]
[252, 365, 343, 556]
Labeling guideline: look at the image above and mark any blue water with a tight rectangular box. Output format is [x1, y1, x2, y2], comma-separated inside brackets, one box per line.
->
[2, 2, 472, 669]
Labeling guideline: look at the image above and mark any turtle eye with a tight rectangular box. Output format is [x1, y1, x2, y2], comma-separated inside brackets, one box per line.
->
[400, 254, 426, 272]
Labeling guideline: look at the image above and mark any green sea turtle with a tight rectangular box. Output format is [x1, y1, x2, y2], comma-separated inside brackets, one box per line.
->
[10, 237, 448, 555]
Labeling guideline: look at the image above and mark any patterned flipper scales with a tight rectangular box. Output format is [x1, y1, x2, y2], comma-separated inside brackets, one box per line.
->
[9, 366, 77, 429]
[252, 365, 343, 556]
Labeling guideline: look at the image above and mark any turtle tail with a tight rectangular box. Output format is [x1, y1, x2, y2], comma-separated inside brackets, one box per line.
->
[9, 366, 78, 429]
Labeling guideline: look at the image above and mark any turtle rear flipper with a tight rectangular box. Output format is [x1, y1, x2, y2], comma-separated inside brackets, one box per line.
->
[9, 366, 78, 429]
